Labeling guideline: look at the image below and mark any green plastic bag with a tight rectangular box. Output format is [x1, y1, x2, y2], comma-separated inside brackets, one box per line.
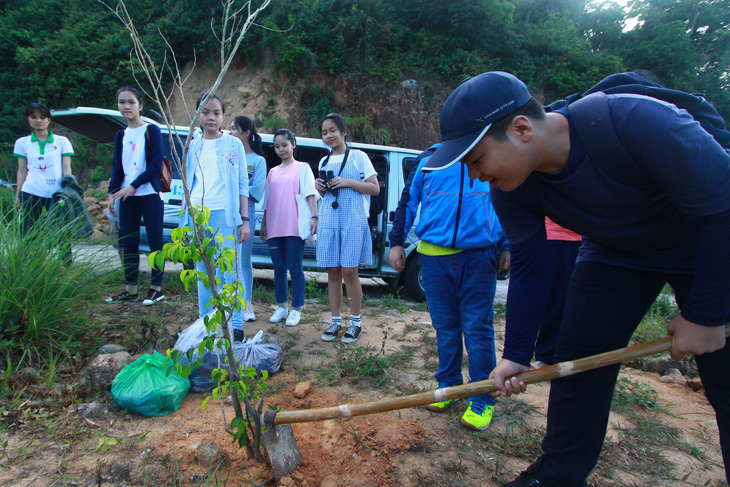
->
[112, 351, 190, 417]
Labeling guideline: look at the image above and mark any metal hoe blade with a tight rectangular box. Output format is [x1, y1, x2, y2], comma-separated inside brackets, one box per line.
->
[262, 423, 301, 481]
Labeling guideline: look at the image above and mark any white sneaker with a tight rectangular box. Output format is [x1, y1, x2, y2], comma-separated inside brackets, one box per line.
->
[270, 306, 288, 323]
[285, 309, 301, 327]
[243, 304, 256, 322]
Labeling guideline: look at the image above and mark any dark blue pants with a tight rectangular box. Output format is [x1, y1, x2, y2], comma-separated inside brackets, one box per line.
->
[19, 191, 53, 236]
[420, 247, 498, 405]
[539, 261, 730, 485]
[533, 240, 580, 365]
[119, 194, 164, 287]
[20, 191, 72, 264]
[267, 236, 305, 308]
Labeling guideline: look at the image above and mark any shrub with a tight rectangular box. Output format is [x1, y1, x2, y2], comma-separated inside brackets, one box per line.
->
[0, 211, 109, 357]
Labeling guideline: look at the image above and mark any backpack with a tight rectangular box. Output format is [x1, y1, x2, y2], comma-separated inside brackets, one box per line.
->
[145, 126, 173, 192]
[545, 72, 730, 187]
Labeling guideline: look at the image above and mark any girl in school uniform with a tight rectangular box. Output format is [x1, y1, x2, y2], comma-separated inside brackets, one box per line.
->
[315, 113, 379, 344]
[181, 93, 251, 342]
[14, 103, 74, 235]
[230, 116, 266, 322]
[105, 86, 166, 305]
[260, 129, 318, 327]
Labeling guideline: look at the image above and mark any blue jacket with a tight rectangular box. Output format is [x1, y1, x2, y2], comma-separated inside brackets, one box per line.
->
[180, 132, 248, 228]
[390, 144, 507, 252]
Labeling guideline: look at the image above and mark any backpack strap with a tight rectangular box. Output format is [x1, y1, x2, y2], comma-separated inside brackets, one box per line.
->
[567, 92, 639, 187]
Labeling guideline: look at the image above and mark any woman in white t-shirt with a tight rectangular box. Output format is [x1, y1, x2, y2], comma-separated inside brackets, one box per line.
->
[105, 86, 166, 306]
[315, 113, 379, 344]
[180, 92, 250, 342]
[14, 103, 74, 235]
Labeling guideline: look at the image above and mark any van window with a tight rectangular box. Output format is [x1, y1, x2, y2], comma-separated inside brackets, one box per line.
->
[402, 156, 418, 184]
[364, 152, 387, 227]
[261, 142, 328, 177]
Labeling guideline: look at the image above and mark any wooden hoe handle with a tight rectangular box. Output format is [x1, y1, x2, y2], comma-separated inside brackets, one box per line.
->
[264, 325, 730, 426]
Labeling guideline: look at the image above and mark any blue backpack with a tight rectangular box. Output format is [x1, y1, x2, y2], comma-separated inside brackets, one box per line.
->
[545, 72, 730, 186]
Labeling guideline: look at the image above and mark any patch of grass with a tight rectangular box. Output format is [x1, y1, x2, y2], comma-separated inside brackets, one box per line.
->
[0, 212, 114, 365]
[486, 425, 545, 461]
[304, 273, 326, 301]
[316, 344, 391, 387]
[411, 301, 429, 312]
[493, 396, 540, 432]
[382, 293, 410, 313]
[393, 321, 422, 340]
[598, 412, 678, 478]
[612, 377, 660, 414]
[494, 302, 506, 319]
[252, 282, 275, 305]
[162, 271, 190, 295]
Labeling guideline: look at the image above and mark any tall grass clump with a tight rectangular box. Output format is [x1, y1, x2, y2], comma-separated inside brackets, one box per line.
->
[0, 210, 111, 359]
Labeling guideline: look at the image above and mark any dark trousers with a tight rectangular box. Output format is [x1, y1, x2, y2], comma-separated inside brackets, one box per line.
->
[119, 194, 164, 287]
[533, 240, 580, 364]
[20, 191, 72, 265]
[539, 261, 730, 485]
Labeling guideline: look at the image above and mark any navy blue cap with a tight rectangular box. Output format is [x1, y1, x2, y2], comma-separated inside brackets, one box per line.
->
[423, 71, 531, 172]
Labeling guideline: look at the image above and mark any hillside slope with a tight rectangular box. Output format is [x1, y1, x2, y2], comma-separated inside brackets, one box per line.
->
[168, 58, 448, 150]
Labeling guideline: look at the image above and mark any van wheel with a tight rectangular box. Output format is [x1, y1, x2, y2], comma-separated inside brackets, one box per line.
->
[403, 257, 426, 302]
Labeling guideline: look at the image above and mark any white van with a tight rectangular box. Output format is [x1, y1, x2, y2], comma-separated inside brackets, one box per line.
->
[51, 107, 427, 300]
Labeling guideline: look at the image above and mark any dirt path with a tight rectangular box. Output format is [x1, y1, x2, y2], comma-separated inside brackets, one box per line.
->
[0, 284, 725, 486]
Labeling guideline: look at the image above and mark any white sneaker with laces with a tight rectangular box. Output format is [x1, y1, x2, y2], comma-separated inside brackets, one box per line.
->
[243, 304, 256, 322]
[270, 306, 288, 323]
[285, 309, 301, 327]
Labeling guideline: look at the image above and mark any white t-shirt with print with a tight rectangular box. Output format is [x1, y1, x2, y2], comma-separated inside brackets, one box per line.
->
[13, 132, 74, 198]
[190, 139, 226, 211]
[120, 125, 154, 197]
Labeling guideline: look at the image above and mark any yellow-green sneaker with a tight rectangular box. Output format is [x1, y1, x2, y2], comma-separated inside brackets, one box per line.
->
[424, 399, 453, 412]
[460, 400, 494, 431]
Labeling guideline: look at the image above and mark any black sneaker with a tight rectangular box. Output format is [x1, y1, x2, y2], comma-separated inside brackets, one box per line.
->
[341, 323, 361, 344]
[233, 329, 244, 342]
[105, 291, 138, 303]
[321, 323, 341, 342]
[502, 457, 563, 487]
[142, 289, 165, 306]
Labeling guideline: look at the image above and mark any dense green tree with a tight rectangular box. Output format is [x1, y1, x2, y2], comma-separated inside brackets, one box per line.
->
[0, 0, 727, 145]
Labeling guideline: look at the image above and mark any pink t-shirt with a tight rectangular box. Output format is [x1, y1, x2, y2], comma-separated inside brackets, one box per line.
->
[266, 162, 300, 238]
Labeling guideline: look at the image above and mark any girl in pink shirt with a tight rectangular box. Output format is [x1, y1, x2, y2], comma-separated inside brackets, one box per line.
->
[261, 129, 318, 326]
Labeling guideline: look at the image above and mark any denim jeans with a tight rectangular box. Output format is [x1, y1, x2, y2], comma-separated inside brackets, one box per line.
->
[267, 236, 305, 308]
[538, 261, 730, 486]
[238, 198, 256, 304]
[119, 194, 164, 287]
[420, 247, 498, 405]
[196, 210, 244, 330]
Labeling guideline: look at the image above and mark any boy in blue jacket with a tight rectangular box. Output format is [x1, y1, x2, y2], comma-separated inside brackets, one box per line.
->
[422, 71, 730, 486]
[389, 143, 509, 431]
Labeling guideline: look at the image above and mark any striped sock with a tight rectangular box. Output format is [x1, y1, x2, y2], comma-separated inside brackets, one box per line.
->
[332, 316, 342, 326]
[350, 315, 361, 328]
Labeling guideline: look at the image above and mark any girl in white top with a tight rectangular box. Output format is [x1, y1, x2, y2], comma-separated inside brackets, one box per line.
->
[230, 116, 266, 322]
[14, 102, 74, 235]
[315, 113, 379, 344]
[105, 86, 166, 305]
[181, 93, 250, 342]
[260, 129, 318, 327]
